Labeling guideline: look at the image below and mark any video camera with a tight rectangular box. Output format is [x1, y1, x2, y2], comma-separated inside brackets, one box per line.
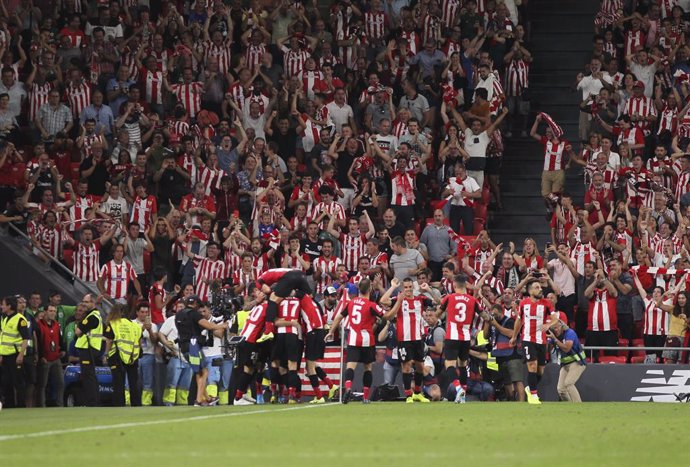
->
[209, 281, 245, 321]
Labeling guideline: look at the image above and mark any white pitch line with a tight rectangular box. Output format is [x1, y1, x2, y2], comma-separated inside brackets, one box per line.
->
[0, 403, 335, 442]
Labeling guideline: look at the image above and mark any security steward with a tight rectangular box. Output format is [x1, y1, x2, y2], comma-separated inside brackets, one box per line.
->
[74, 294, 104, 406]
[104, 304, 143, 406]
[0, 295, 30, 408]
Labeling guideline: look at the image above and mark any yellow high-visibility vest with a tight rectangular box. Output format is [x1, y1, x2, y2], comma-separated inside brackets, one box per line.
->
[0, 313, 28, 356]
[108, 319, 142, 364]
[75, 309, 104, 351]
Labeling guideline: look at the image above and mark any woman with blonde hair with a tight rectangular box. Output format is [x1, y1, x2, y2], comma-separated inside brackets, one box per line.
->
[103, 303, 142, 406]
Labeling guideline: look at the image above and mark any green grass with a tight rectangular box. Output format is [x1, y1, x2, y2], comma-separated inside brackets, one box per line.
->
[0, 403, 687, 466]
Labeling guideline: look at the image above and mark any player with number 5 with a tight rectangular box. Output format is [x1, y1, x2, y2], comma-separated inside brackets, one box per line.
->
[326, 278, 397, 404]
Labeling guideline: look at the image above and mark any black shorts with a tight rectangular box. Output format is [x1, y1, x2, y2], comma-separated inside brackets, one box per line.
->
[524, 342, 547, 365]
[272, 270, 312, 298]
[485, 157, 502, 175]
[305, 329, 326, 361]
[397, 340, 425, 363]
[236, 341, 258, 368]
[272, 333, 301, 362]
[346, 345, 376, 364]
[443, 340, 471, 362]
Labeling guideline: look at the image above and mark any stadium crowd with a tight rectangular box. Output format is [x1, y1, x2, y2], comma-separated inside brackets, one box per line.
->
[1, 0, 690, 409]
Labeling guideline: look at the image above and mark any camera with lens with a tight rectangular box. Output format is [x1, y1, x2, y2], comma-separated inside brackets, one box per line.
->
[210, 281, 244, 320]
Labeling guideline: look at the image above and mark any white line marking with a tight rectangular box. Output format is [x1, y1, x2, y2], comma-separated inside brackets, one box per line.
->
[0, 403, 335, 442]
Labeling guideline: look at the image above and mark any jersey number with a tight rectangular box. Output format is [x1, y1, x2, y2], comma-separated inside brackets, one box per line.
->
[280, 300, 300, 319]
[350, 304, 363, 325]
[454, 302, 467, 323]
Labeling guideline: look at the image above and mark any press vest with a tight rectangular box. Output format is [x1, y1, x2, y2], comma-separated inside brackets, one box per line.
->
[75, 309, 104, 351]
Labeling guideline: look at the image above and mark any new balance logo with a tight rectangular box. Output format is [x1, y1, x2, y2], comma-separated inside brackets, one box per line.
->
[630, 369, 690, 402]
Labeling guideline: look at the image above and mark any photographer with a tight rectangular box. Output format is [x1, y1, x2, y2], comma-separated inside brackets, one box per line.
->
[200, 307, 235, 406]
[547, 316, 586, 402]
[158, 299, 193, 407]
[174, 295, 228, 406]
[483, 304, 525, 402]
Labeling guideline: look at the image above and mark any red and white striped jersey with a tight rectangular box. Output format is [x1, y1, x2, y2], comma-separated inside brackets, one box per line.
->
[643, 297, 670, 336]
[29, 81, 53, 123]
[504, 59, 529, 97]
[624, 29, 646, 57]
[67, 195, 96, 232]
[167, 119, 190, 137]
[226, 81, 250, 109]
[244, 43, 267, 74]
[283, 252, 311, 272]
[301, 70, 324, 100]
[395, 296, 425, 341]
[336, 28, 365, 69]
[73, 240, 101, 282]
[240, 302, 268, 343]
[313, 255, 342, 294]
[339, 233, 368, 272]
[440, 277, 454, 295]
[148, 48, 172, 73]
[657, 103, 678, 136]
[624, 96, 657, 135]
[364, 11, 387, 42]
[341, 296, 384, 347]
[442, 0, 461, 27]
[253, 252, 271, 275]
[301, 297, 325, 333]
[541, 137, 569, 171]
[588, 288, 618, 331]
[277, 298, 302, 336]
[469, 247, 493, 272]
[192, 256, 227, 302]
[422, 14, 443, 46]
[569, 241, 596, 276]
[390, 48, 415, 84]
[518, 297, 554, 344]
[282, 48, 311, 78]
[171, 82, 203, 118]
[676, 170, 690, 201]
[35, 224, 64, 259]
[100, 260, 138, 300]
[400, 30, 421, 55]
[130, 195, 157, 231]
[194, 165, 225, 196]
[180, 194, 216, 226]
[66, 80, 92, 118]
[646, 156, 674, 189]
[392, 119, 409, 139]
[442, 293, 479, 341]
[203, 40, 232, 74]
[312, 201, 346, 230]
[391, 169, 416, 206]
[142, 68, 164, 105]
[619, 167, 652, 208]
[232, 268, 255, 296]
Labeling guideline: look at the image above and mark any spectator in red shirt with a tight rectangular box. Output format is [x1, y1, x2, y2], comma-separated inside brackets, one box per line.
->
[35, 304, 64, 407]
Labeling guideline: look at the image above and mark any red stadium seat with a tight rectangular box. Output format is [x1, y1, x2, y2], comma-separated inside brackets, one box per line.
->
[618, 338, 629, 357]
[472, 218, 485, 234]
[630, 356, 646, 363]
[481, 187, 490, 205]
[598, 356, 627, 364]
[474, 204, 487, 221]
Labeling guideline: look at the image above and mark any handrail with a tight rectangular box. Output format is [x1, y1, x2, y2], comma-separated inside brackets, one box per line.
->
[4, 222, 113, 306]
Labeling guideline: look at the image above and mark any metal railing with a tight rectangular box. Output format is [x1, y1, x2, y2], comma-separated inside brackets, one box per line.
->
[4, 222, 112, 306]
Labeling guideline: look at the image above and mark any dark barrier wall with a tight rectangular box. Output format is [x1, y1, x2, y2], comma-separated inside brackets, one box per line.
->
[538, 363, 690, 402]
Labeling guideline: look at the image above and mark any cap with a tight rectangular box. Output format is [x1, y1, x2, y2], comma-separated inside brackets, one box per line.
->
[633, 80, 645, 89]
[325, 286, 338, 296]
[183, 295, 200, 306]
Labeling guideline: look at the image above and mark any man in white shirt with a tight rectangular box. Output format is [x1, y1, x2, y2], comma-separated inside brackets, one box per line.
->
[326, 87, 355, 133]
[99, 183, 129, 225]
[546, 243, 578, 322]
[133, 303, 159, 406]
[457, 107, 508, 188]
[441, 163, 481, 234]
[158, 299, 194, 406]
[576, 57, 613, 140]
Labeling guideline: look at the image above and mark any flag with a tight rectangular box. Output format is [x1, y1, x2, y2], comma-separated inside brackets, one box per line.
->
[539, 112, 563, 139]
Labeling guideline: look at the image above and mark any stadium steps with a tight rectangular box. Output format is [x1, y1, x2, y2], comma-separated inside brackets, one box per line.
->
[489, 0, 597, 248]
[0, 230, 86, 305]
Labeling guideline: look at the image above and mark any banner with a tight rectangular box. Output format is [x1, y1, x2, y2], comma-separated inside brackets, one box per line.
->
[539, 364, 690, 402]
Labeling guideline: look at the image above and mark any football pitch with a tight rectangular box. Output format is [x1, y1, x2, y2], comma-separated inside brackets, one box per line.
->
[0, 403, 686, 466]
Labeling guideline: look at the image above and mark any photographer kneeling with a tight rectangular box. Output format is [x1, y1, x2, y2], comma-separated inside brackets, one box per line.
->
[547, 315, 587, 402]
[175, 296, 229, 406]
